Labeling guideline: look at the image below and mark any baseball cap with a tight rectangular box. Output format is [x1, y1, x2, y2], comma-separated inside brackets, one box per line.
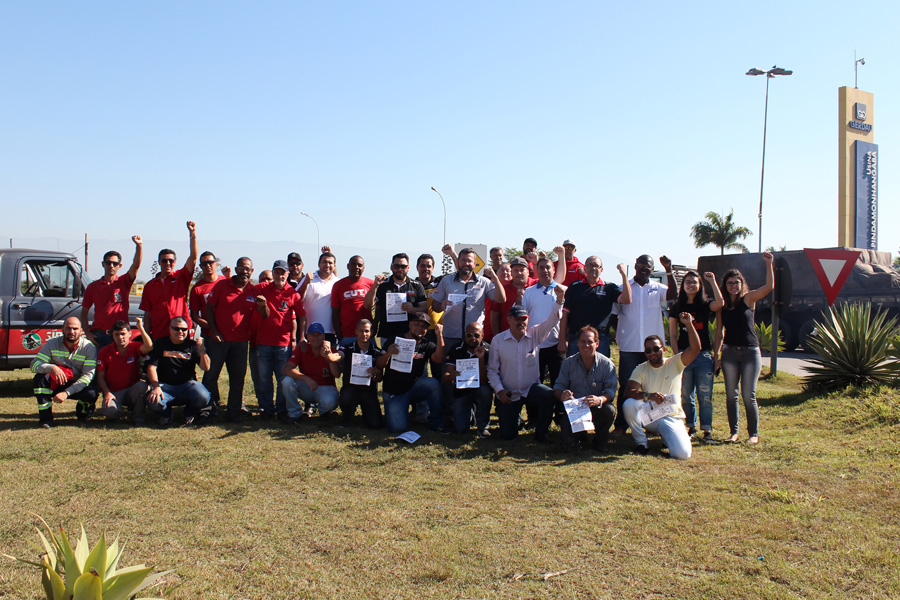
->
[508, 305, 529, 318]
[509, 257, 529, 268]
[562, 239, 576, 248]
[287, 252, 302, 263]
[410, 313, 431, 325]
[272, 260, 289, 273]
[307, 322, 326, 334]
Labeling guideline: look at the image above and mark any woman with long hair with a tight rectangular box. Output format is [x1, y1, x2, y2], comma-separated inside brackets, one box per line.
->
[711, 252, 774, 444]
[668, 270, 724, 442]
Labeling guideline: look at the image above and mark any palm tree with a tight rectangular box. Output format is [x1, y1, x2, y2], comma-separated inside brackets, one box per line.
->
[691, 210, 752, 255]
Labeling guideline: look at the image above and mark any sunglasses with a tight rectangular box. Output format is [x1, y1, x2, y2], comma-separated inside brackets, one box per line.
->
[170, 326, 189, 332]
[200, 260, 216, 266]
[644, 346, 663, 354]
[392, 264, 409, 269]
[159, 258, 176, 265]
[104, 261, 120, 267]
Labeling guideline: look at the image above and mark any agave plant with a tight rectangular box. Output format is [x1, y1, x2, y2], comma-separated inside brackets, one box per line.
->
[5, 516, 171, 600]
[755, 321, 786, 354]
[803, 302, 899, 390]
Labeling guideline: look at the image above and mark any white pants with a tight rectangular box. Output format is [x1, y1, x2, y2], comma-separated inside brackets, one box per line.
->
[622, 398, 692, 460]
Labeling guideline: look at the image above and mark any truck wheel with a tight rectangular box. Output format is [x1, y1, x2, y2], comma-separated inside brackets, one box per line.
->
[798, 320, 818, 352]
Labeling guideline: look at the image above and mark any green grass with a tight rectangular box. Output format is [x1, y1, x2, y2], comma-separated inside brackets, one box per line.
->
[1, 366, 898, 599]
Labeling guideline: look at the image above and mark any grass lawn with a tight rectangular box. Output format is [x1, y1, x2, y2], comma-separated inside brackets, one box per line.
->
[1, 365, 898, 599]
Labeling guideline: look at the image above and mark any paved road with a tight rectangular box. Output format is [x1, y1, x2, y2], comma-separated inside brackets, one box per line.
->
[761, 351, 816, 377]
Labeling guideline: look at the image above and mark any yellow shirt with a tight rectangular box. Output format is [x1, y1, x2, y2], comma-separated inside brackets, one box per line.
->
[629, 355, 687, 420]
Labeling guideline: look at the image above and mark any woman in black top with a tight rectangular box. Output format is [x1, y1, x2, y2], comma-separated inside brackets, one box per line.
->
[711, 253, 774, 444]
[668, 270, 724, 442]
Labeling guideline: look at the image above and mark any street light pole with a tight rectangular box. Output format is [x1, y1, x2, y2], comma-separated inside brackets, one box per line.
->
[431, 186, 451, 275]
[300, 211, 320, 250]
[746, 66, 792, 253]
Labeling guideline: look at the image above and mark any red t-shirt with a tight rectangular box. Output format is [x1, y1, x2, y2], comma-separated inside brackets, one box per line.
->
[255, 282, 305, 347]
[563, 257, 586, 287]
[97, 340, 144, 392]
[140, 268, 194, 341]
[288, 345, 336, 386]
[189, 277, 220, 337]
[492, 278, 537, 333]
[206, 278, 258, 343]
[83, 274, 134, 330]
[330, 276, 374, 338]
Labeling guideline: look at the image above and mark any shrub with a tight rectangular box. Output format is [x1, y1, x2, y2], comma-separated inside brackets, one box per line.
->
[5, 516, 171, 600]
[755, 321, 786, 354]
[803, 303, 899, 391]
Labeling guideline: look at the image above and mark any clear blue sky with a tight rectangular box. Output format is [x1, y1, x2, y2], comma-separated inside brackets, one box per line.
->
[2, 1, 897, 279]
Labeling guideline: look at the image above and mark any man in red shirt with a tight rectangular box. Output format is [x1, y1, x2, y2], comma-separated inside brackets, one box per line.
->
[282, 322, 342, 421]
[96, 318, 153, 426]
[189, 251, 225, 340]
[253, 261, 304, 420]
[203, 256, 258, 422]
[561, 239, 586, 286]
[491, 257, 537, 336]
[140, 221, 199, 341]
[331, 255, 374, 347]
[81, 235, 143, 349]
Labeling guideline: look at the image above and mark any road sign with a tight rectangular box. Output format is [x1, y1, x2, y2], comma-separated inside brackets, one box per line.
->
[453, 244, 488, 274]
[803, 248, 861, 305]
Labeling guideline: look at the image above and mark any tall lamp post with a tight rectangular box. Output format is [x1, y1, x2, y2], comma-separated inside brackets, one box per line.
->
[746, 65, 792, 253]
[430, 186, 451, 275]
[300, 211, 320, 250]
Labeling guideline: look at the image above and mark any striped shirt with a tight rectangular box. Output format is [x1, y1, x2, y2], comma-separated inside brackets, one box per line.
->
[30, 336, 98, 394]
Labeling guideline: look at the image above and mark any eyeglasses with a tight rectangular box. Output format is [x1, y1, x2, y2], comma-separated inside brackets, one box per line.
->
[288, 262, 302, 267]
[644, 346, 663, 354]
[392, 264, 409, 269]
[159, 258, 176, 265]
[170, 326, 189, 332]
[200, 261, 216, 266]
[726, 280, 743, 286]
[104, 261, 120, 267]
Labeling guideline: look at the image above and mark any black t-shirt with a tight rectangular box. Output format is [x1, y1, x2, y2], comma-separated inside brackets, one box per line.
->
[669, 297, 714, 351]
[563, 281, 622, 331]
[148, 337, 201, 385]
[339, 340, 385, 391]
[374, 278, 427, 341]
[445, 340, 489, 398]
[381, 336, 436, 395]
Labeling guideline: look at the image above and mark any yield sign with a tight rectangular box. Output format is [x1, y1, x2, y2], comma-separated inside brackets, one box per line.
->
[803, 248, 861, 305]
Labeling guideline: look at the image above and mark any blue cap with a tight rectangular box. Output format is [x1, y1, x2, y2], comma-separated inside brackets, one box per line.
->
[307, 322, 326, 334]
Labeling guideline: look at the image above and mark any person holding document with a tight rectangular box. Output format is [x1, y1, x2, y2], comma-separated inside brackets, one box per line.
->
[337, 319, 385, 429]
[553, 326, 618, 453]
[379, 314, 447, 433]
[622, 312, 702, 459]
[444, 322, 493, 437]
[364, 253, 427, 348]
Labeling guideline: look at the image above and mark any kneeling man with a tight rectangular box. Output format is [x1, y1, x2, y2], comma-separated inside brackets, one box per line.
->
[31, 316, 98, 427]
[146, 317, 212, 426]
[623, 312, 701, 459]
[96, 318, 153, 425]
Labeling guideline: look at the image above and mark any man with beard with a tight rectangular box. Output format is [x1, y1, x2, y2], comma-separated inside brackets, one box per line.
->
[560, 239, 586, 287]
[487, 286, 565, 442]
[286, 252, 304, 289]
[96, 318, 153, 426]
[432, 248, 505, 351]
[189, 251, 224, 340]
[282, 322, 343, 420]
[364, 253, 427, 347]
[331, 255, 374, 347]
[31, 316, 98, 427]
[444, 322, 493, 437]
[140, 221, 199, 341]
[379, 314, 447, 433]
[623, 312, 701, 459]
[203, 257, 258, 422]
[337, 319, 385, 428]
[81, 235, 142, 349]
[301, 250, 339, 345]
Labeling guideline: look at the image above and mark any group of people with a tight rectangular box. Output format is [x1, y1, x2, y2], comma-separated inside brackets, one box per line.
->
[31, 222, 776, 458]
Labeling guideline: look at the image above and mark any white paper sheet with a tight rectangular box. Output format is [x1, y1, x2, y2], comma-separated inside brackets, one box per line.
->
[563, 397, 595, 433]
[455, 357, 479, 389]
[447, 293, 467, 307]
[390, 337, 416, 373]
[638, 394, 678, 426]
[395, 431, 421, 444]
[350, 352, 373, 386]
[386, 292, 407, 322]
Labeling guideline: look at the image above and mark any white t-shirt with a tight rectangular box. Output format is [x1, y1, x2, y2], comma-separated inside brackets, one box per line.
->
[303, 272, 338, 334]
[612, 279, 668, 352]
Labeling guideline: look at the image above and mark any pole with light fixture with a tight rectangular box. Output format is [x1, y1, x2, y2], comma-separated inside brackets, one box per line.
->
[430, 186, 452, 275]
[300, 211, 320, 251]
[746, 65, 792, 253]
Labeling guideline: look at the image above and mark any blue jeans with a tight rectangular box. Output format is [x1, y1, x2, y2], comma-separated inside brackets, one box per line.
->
[282, 378, 339, 418]
[567, 332, 610, 359]
[615, 351, 647, 429]
[383, 377, 442, 433]
[623, 398, 692, 459]
[201, 339, 248, 417]
[721, 345, 762, 437]
[148, 381, 211, 418]
[452, 384, 493, 433]
[255, 344, 292, 414]
[682, 351, 714, 431]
